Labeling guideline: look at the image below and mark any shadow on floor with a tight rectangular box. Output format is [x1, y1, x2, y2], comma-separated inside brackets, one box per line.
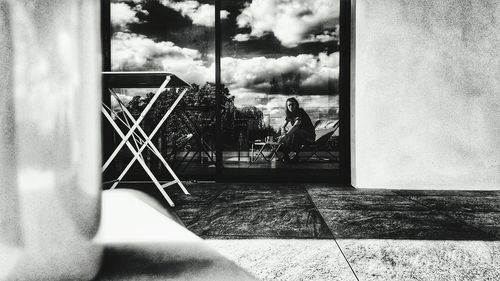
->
[95, 242, 257, 281]
[308, 187, 499, 240]
[114, 183, 500, 241]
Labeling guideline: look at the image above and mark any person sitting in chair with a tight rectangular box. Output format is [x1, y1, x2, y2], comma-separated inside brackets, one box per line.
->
[277, 97, 315, 162]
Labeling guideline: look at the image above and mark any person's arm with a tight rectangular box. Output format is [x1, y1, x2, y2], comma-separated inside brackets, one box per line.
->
[286, 118, 302, 135]
[278, 118, 301, 143]
[280, 119, 290, 135]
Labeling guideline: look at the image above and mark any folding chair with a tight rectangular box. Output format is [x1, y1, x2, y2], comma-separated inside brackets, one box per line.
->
[165, 133, 194, 162]
[300, 120, 340, 162]
[101, 72, 192, 207]
[174, 104, 216, 169]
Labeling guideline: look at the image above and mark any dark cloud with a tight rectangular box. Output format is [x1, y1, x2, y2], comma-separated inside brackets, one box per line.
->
[221, 0, 337, 57]
[223, 33, 338, 58]
[131, 1, 191, 32]
[113, 0, 215, 55]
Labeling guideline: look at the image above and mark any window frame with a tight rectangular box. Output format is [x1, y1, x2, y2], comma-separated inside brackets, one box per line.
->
[101, 0, 352, 184]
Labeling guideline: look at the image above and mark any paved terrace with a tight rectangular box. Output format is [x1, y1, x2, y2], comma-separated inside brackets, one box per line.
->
[100, 182, 500, 281]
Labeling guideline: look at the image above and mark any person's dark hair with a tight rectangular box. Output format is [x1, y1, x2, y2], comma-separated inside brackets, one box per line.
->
[285, 97, 300, 119]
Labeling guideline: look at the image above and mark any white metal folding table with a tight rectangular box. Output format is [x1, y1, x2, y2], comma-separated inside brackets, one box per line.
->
[101, 72, 190, 207]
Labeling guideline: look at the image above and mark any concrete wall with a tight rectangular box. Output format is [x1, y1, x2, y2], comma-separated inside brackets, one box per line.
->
[352, 0, 500, 189]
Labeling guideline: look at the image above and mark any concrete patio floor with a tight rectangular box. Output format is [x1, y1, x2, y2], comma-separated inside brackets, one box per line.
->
[116, 182, 500, 281]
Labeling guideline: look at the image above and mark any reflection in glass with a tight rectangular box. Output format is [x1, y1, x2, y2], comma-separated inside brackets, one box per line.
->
[109, 0, 216, 178]
[221, 0, 340, 171]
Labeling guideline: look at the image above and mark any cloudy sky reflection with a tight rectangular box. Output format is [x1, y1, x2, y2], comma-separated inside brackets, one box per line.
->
[111, 0, 339, 128]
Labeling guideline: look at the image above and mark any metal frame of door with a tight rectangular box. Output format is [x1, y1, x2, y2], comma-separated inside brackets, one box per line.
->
[101, 0, 351, 185]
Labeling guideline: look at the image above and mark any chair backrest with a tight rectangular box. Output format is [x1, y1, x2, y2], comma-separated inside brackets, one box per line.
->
[166, 133, 194, 158]
[313, 120, 339, 142]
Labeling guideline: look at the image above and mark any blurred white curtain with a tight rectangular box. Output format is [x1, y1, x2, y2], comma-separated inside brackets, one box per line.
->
[0, 0, 102, 280]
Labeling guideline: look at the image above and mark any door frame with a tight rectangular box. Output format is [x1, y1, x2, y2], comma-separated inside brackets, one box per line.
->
[101, 0, 351, 184]
[214, 0, 351, 184]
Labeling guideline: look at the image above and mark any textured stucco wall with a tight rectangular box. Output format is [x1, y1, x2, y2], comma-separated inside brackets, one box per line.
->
[353, 0, 500, 189]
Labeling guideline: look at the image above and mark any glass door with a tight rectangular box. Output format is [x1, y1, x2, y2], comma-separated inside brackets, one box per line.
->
[103, 0, 348, 182]
[219, 0, 341, 180]
[106, 0, 217, 181]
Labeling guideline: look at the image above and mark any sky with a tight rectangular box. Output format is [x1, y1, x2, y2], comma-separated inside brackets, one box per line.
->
[110, 0, 340, 128]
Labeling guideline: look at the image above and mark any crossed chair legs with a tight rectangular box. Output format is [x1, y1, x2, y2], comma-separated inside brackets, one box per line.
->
[102, 84, 189, 207]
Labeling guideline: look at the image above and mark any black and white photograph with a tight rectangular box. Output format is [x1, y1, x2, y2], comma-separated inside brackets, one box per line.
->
[107, 0, 340, 178]
[0, 0, 499, 280]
